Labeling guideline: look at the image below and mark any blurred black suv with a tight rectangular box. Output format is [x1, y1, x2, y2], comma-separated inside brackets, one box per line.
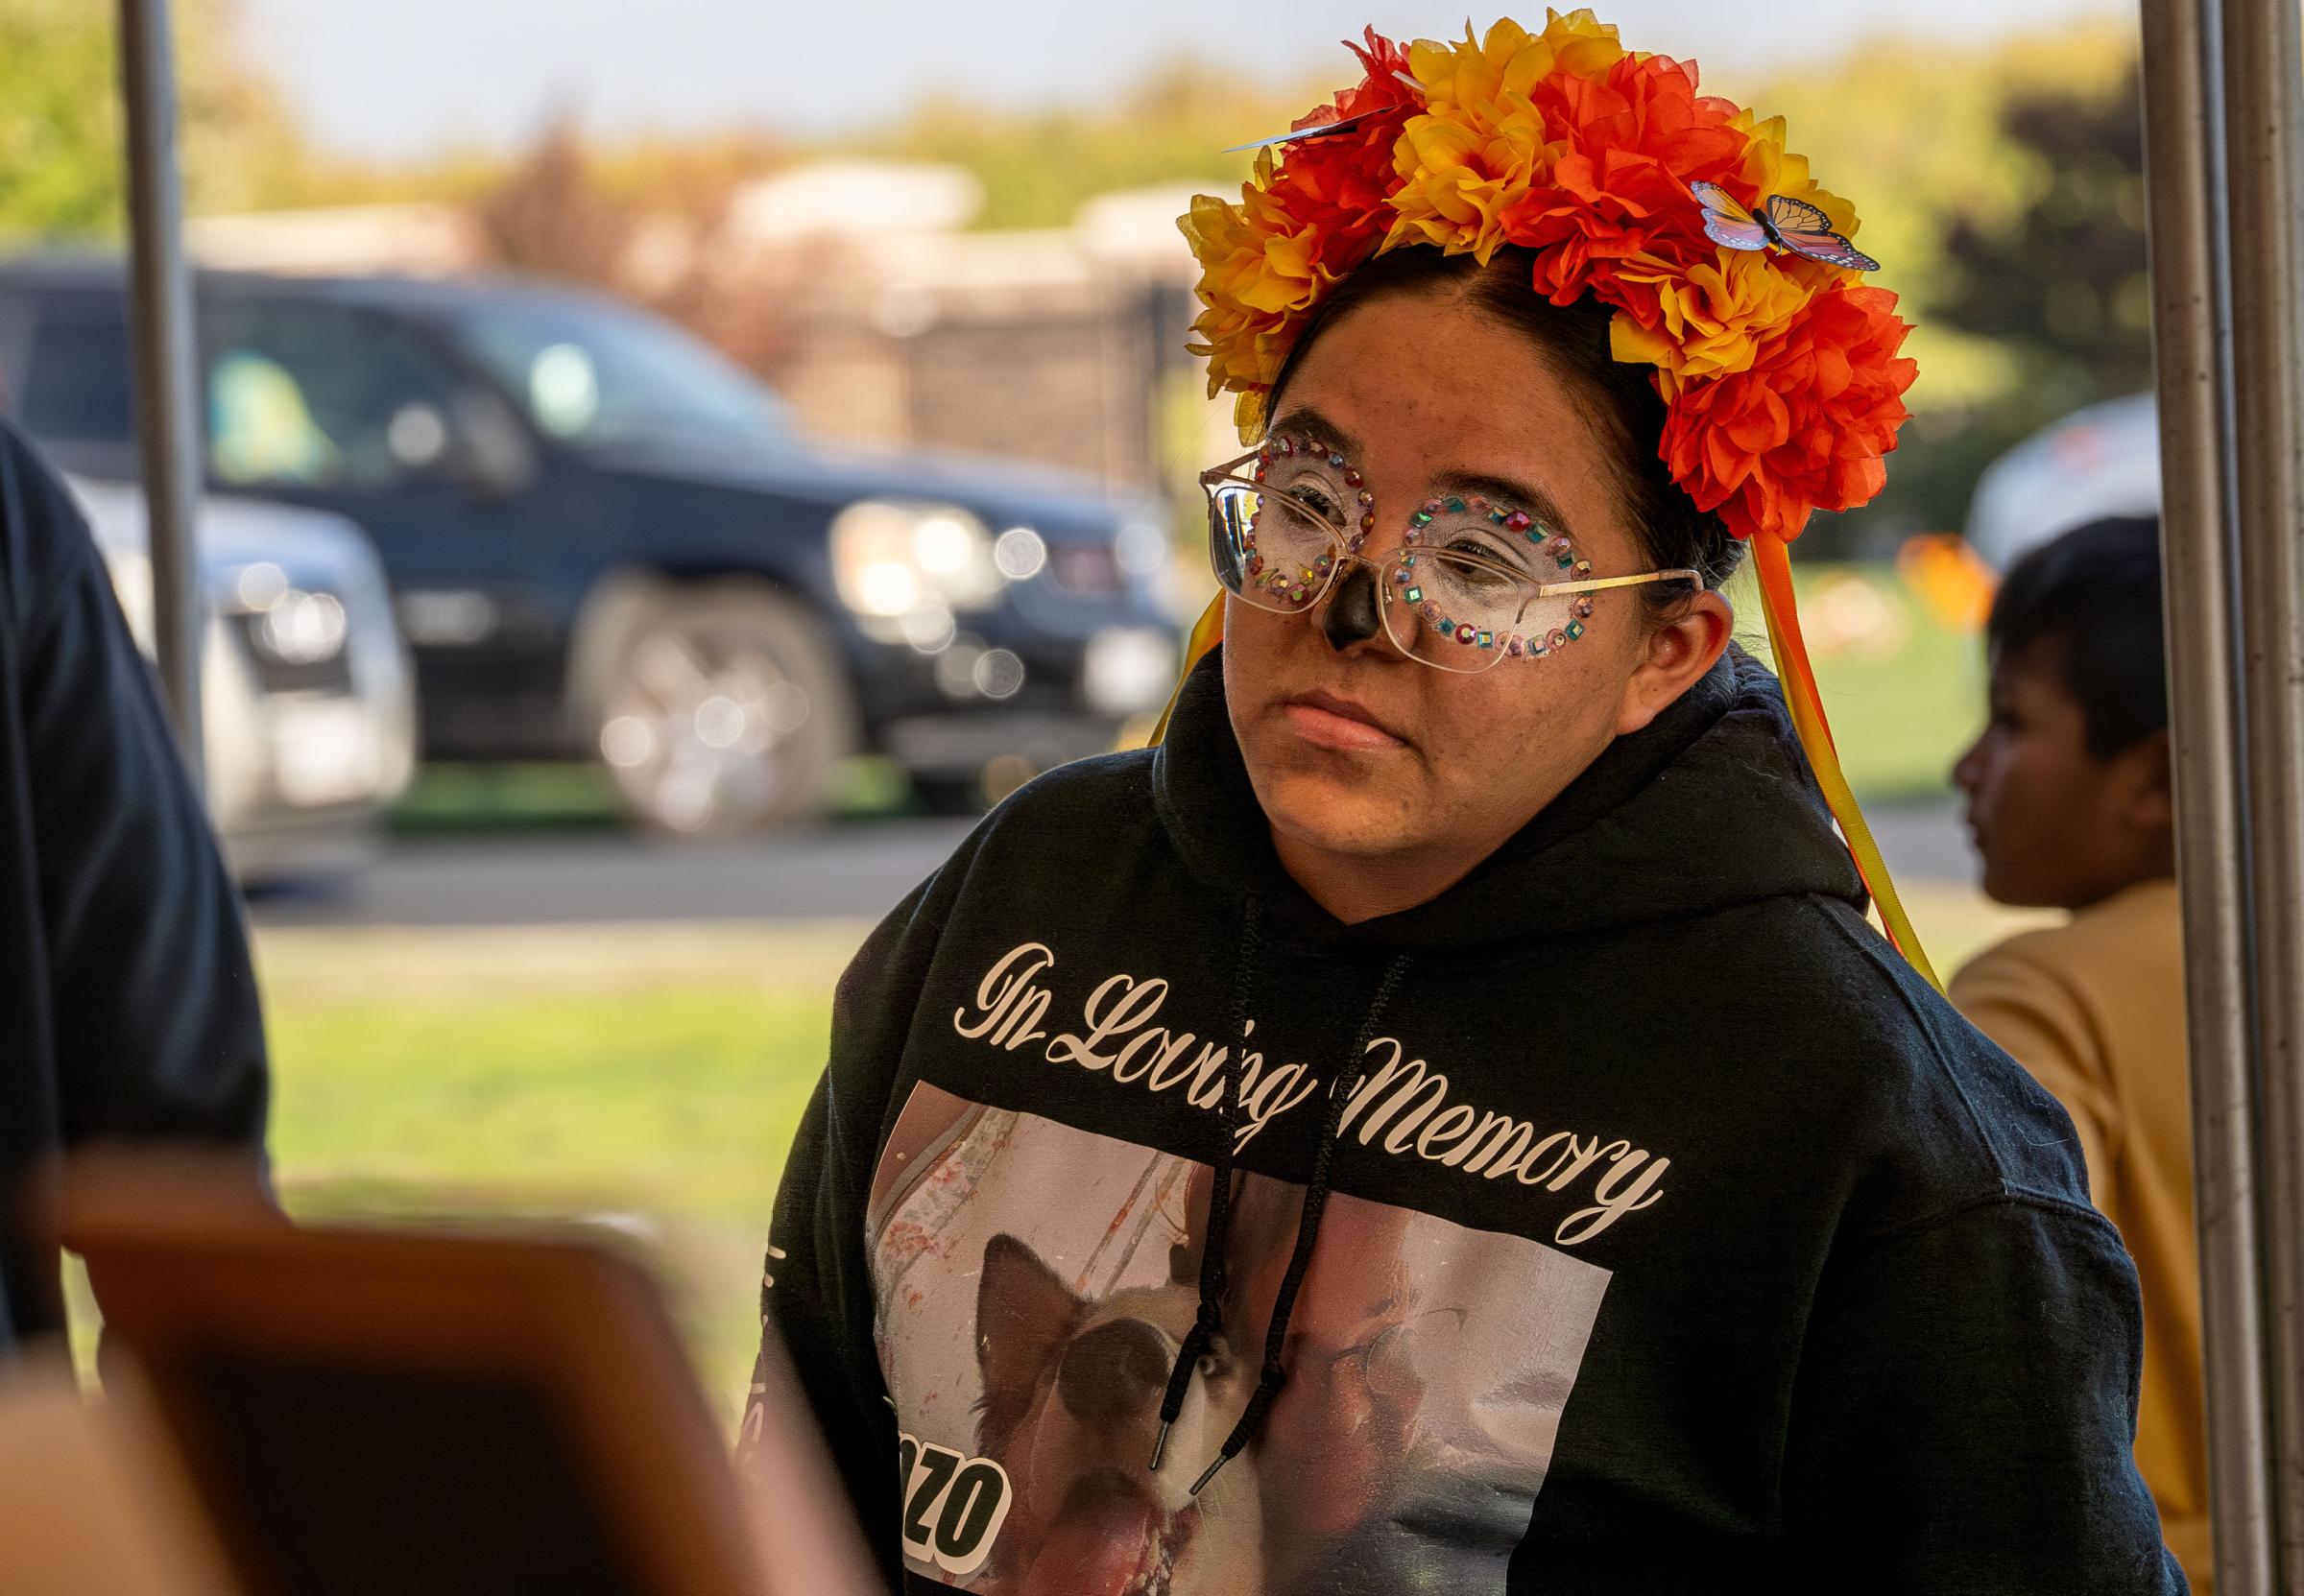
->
[0, 257, 1183, 830]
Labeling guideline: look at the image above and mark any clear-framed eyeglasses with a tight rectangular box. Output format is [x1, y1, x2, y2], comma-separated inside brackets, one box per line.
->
[1201, 435, 1701, 675]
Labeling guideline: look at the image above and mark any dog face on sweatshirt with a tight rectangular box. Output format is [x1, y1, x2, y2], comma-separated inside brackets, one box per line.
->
[972, 1231, 1261, 1596]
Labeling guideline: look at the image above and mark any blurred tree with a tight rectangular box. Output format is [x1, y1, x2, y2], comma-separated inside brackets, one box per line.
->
[0, 0, 311, 241]
[859, 58, 1308, 230]
[1932, 67, 2151, 431]
[474, 115, 632, 288]
[473, 118, 798, 372]
[1735, 23, 2143, 548]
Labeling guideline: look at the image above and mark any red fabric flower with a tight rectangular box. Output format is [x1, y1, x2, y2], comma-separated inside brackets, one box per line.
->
[1661, 285, 1917, 541]
[1500, 52, 1747, 309]
[1267, 30, 1421, 250]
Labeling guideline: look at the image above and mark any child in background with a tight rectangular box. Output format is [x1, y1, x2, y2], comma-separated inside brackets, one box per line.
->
[1951, 514, 2204, 1588]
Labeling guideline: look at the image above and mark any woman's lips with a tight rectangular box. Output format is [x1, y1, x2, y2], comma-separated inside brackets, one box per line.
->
[1283, 691, 1406, 752]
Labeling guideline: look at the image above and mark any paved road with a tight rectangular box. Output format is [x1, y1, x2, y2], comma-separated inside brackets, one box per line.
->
[249, 818, 979, 928]
[251, 798, 1975, 930]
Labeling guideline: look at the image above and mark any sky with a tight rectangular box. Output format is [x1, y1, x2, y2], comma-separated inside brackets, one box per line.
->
[232, 0, 2128, 162]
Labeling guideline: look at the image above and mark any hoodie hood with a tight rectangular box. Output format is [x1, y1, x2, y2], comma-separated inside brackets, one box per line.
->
[1151, 641, 1864, 952]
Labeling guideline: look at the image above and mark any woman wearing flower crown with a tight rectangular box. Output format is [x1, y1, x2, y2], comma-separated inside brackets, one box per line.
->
[746, 14, 2185, 1592]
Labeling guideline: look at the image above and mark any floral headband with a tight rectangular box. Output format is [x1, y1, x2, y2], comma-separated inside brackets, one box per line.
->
[1168, 12, 1938, 987]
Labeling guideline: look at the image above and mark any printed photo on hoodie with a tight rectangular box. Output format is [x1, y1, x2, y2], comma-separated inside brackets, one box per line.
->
[867, 1081, 1613, 1596]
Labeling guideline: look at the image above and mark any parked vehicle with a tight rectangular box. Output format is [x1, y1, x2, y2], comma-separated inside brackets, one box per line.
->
[1965, 393, 2159, 572]
[0, 256, 1183, 832]
[65, 474, 417, 884]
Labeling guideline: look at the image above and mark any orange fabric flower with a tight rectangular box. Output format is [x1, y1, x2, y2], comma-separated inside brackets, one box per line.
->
[1661, 285, 1917, 542]
[1504, 51, 1747, 306]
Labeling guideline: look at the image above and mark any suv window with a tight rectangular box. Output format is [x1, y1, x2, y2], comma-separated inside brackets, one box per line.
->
[19, 298, 134, 445]
[204, 299, 468, 489]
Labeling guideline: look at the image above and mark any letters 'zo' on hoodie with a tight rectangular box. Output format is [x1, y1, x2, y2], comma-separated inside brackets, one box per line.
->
[747, 644, 2184, 1595]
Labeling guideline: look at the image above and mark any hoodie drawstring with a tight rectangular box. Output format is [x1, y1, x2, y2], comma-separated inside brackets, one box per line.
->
[1147, 909, 1414, 1495]
[1150, 893, 1260, 1471]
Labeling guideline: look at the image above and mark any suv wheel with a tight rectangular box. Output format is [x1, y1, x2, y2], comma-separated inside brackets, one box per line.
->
[594, 584, 857, 834]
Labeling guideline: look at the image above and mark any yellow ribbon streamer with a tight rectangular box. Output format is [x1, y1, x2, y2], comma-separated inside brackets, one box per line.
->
[1149, 592, 1227, 747]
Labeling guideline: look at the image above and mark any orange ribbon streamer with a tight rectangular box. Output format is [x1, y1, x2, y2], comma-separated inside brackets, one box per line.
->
[1752, 534, 1941, 990]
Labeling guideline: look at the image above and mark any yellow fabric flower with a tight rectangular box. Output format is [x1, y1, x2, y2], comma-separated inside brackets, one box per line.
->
[1609, 249, 1818, 399]
[1382, 12, 1624, 263]
[1178, 158, 1329, 399]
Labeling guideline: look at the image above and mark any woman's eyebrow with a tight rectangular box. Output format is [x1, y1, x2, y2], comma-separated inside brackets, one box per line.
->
[1434, 471, 1578, 542]
[1265, 404, 1363, 460]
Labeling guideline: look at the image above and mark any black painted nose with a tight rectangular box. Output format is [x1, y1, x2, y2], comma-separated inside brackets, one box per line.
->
[1322, 561, 1381, 651]
[1058, 1318, 1173, 1425]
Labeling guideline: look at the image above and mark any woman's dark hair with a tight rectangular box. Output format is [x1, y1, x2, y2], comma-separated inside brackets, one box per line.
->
[1987, 515, 2168, 758]
[1266, 244, 1744, 616]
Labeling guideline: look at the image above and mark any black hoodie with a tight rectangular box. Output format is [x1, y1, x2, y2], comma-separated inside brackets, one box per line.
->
[751, 644, 2184, 1595]
[0, 419, 268, 1348]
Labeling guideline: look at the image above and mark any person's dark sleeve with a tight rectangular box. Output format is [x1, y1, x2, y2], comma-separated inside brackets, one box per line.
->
[4, 425, 268, 1154]
[1783, 1194, 2187, 1592]
[740, 870, 950, 1590]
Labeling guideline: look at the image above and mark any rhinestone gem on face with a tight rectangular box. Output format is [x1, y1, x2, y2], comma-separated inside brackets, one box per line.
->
[1507, 512, 1533, 534]
[1547, 629, 1569, 651]
[1454, 623, 1477, 644]
[1574, 597, 1596, 619]
[1567, 620, 1586, 640]
[1404, 584, 1422, 603]
[1476, 630, 1493, 649]
[1421, 600, 1442, 623]
[1506, 637, 1524, 657]
[1574, 560, 1593, 577]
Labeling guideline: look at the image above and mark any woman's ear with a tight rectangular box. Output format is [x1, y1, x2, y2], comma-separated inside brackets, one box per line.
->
[1614, 589, 1735, 736]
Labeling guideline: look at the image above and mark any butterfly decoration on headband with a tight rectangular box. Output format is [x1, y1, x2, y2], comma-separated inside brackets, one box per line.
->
[1224, 114, 1380, 154]
[1690, 179, 1882, 273]
[1223, 69, 1427, 153]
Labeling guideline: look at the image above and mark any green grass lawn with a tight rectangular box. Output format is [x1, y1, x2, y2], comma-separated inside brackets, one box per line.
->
[255, 924, 867, 1423]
